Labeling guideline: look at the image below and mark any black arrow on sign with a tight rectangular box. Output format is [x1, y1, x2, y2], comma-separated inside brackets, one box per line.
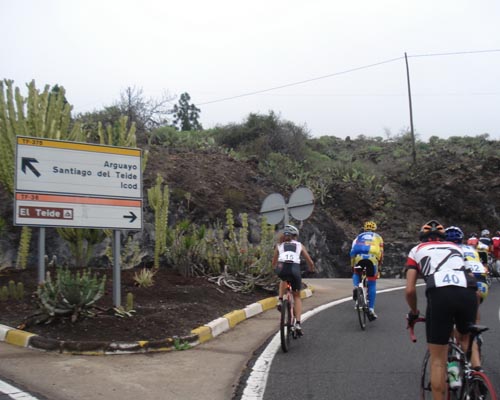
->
[21, 157, 41, 177]
[123, 211, 137, 223]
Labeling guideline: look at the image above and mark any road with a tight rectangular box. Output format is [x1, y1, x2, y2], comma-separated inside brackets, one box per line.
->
[262, 283, 500, 399]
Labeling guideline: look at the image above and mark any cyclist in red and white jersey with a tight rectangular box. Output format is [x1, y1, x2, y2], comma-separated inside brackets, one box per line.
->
[405, 220, 477, 400]
[491, 231, 500, 260]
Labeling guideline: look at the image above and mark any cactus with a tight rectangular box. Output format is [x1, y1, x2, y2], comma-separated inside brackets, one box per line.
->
[16, 282, 24, 299]
[8, 280, 16, 299]
[147, 174, 170, 269]
[126, 292, 134, 312]
[0, 286, 8, 301]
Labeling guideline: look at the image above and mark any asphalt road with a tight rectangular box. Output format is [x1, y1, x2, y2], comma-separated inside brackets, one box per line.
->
[263, 282, 500, 399]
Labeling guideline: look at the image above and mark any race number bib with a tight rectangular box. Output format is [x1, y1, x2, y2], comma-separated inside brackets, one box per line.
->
[279, 251, 299, 263]
[434, 270, 467, 288]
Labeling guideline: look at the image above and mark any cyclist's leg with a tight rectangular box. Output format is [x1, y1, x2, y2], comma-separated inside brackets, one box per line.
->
[366, 262, 377, 310]
[426, 287, 457, 400]
[290, 264, 302, 324]
[428, 344, 448, 400]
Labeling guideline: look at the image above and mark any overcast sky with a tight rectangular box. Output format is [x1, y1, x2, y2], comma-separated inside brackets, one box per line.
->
[1, 0, 500, 141]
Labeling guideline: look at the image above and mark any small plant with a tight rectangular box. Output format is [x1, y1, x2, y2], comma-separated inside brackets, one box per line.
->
[126, 292, 134, 311]
[133, 268, 156, 288]
[173, 337, 191, 351]
[36, 268, 106, 323]
[113, 306, 136, 318]
[0, 286, 8, 301]
[16, 282, 24, 299]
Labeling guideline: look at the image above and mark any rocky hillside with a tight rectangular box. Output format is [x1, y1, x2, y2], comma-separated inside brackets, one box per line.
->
[1, 135, 499, 278]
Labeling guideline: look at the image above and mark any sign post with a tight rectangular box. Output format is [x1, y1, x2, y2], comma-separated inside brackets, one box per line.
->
[14, 136, 143, 305]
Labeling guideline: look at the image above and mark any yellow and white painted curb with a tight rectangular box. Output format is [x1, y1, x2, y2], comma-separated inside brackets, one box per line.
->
[0, 286, 314, 355]
[191, 286, 314, 344]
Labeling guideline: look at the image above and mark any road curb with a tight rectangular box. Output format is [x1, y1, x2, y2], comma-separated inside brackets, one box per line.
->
[0, 286, 314, 355]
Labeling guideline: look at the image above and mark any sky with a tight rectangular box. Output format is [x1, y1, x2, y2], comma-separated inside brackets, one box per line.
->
[1, 0, 500, 141]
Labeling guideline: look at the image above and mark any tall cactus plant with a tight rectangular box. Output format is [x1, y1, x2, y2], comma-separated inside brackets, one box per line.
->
[147, 174, 170, 269]
[0, 80, 85, 269]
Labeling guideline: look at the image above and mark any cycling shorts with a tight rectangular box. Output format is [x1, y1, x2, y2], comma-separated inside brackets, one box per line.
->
[353, 258, 378, 281]
[276, 262, 301, 292]
[425, 285, 478, 345]
[477, 251, 488, 265]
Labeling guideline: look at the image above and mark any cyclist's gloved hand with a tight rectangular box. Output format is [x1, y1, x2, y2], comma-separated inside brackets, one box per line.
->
[406, 310, 420, 327]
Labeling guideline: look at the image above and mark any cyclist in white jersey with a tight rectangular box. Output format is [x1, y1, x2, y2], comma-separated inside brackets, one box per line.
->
[405, 220, 477, 400]
[272, 224, 315, 335]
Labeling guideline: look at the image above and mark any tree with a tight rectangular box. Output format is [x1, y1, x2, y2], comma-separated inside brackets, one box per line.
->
[171, 92, 202, 131]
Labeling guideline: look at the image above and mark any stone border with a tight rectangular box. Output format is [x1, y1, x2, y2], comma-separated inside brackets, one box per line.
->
[0, 287, 313, 355]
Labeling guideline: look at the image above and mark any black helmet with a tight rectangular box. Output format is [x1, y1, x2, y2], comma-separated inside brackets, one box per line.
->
[419, 220, 445, 241]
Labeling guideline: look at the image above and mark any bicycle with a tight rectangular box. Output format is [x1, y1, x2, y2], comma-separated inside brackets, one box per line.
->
[487, 255, 500, 283]
[409, 317, 497, 400]
[353, 264, 370, 330]
[279, 280, 300, 352]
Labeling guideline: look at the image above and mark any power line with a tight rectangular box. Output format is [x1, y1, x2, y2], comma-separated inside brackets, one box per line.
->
[196, 56, 404, 106]
[195, 48, 500, 107]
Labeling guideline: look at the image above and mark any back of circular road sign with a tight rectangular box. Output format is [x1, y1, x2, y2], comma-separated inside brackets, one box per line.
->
[260, 193, 286, 225]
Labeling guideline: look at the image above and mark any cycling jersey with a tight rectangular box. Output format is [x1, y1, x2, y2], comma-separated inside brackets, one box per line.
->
[461, 244, 487, 275]
[406, 241, 476, 290]
[491, 235, 500, 259]
[277, 240, 302, 264]
[350, 231, 383, 265]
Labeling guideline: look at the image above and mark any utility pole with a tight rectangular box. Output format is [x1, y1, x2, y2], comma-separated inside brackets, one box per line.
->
[405, 52, 417, 165]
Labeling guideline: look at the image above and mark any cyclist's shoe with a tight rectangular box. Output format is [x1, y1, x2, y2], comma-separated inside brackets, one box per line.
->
[368, 308, 378, 321]
[295, 323, 303, 337]
[277, 299, 282, 312]
[472, 366, 484, 372]
[352, 288, 358, 301]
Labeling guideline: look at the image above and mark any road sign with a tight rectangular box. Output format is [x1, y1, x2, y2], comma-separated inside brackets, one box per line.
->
[14, 136, 143, 230]
[260, 187, 315, 225]
[15, 136, 142, 199]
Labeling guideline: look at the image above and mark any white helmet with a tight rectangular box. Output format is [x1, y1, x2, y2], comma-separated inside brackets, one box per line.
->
[481, 229, 490, 236]
[283, 224, 299, 237]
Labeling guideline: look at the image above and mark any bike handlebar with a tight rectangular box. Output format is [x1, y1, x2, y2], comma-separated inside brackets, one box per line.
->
[407, 317, 426, 343]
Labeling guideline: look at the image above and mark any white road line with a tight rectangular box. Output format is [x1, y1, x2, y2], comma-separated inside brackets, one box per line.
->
[240, 285, 408, 400]
[0, 379, 40, 399]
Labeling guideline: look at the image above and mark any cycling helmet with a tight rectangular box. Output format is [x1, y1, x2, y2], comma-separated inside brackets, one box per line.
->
[419, 220, 445, 241]
[364, 221, 377, 231]
[445, 226, 464, 243]
[480, 229, 490, 236]
[469, 233, 477, 238]
[283, 224, 299, 237]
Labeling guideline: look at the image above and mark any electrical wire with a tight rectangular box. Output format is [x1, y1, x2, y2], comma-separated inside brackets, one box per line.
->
[196, 49, 500, 106]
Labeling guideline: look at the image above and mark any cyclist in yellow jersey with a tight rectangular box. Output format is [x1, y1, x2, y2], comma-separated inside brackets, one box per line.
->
[350, 221, 384, 320]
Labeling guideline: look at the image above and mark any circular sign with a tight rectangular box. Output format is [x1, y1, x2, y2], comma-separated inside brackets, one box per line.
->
[260, 193, 286, 225]
[288, 187, 314, 221]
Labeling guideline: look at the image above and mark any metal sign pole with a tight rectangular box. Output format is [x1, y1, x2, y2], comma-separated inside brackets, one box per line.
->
[113, 230, 121, 307]
[38, 227, 45, 284]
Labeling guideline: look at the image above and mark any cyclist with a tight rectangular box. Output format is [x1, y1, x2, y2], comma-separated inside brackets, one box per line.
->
[445, 226, 488, 370]
[272, 224, 315, 335]
[350, 220, 383, 321]
[491, 231, 500, 275]
[466, 232, 479, 247]
[405, 220, 477, 400]
[477, 229, 492, 267]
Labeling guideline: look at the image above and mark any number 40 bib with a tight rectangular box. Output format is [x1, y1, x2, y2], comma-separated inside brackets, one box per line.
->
[434, 269, 467, 288]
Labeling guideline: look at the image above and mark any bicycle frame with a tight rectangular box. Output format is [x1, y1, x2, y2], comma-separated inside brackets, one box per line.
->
[354, 265, 369, 330]
[280, 281, 297, 352]
[408, 318, 497, 400]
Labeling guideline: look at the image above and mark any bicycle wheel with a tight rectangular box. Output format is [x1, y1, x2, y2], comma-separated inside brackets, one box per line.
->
[420, 350, 432, 400]
[280, 299, 292, 352]
[356, 287, 366, 330]
[464, 371, 497, 400]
